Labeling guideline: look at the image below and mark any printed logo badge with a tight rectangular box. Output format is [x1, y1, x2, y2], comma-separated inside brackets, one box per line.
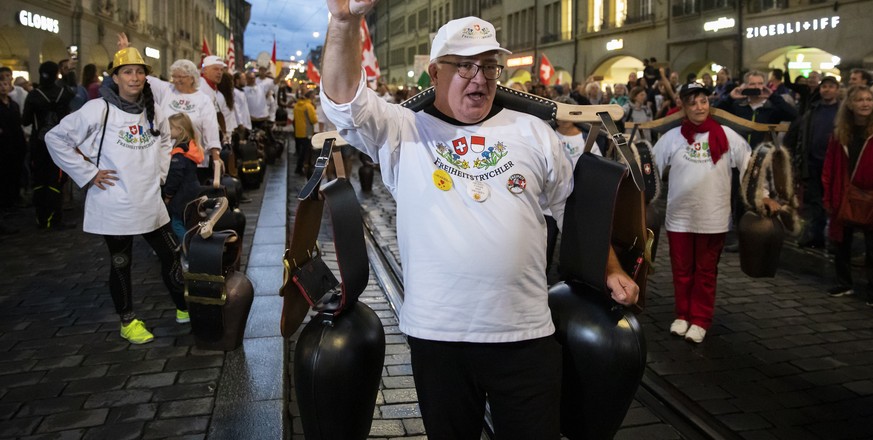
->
[507, 174, 526, 194]
[467, 181, 490, 202]
[433, 169, 452, 191]
[470, 136, 486, 153]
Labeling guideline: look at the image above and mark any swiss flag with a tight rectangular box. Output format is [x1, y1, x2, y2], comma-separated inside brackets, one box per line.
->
[306, 60, 321, 84]
[226, 31, 236, 73]
[539, 54, 555, 85]
[200, 38, 211, 68]
[360, 18, 381, 89]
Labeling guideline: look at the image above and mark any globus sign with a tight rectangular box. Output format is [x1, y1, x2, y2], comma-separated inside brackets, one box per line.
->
[18, 10, 60, 34]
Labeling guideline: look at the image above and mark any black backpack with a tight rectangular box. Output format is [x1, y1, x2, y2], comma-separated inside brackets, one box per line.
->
[33, 88, 67, 141]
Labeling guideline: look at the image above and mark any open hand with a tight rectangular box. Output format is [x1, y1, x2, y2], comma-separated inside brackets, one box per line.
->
[92, 169, 119, 190]
[117, 32, 129, 51]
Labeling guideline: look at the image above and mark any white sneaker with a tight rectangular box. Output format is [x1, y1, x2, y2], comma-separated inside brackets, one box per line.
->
[685, 325, 707, 343]
[670, 319, 689, 337]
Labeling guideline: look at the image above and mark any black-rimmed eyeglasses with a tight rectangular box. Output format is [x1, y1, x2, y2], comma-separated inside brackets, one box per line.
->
[437, 61, 504, 80]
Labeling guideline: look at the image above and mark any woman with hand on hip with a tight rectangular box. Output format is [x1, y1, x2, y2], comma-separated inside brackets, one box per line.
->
[44, 46, 188, 345]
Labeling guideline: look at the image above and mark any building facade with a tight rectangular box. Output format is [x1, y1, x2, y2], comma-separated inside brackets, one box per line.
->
[367, 0, 872, 88]
[0, 0, 250, 81]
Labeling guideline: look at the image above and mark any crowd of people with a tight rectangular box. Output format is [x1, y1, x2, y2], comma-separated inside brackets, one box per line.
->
[0, 3, 870, 432]
[502, 60, 873, 316]
[0, 32, 329, 344]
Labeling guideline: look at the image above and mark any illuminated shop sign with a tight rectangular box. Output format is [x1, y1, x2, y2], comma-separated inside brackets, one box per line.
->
[746, 16, 839, 39]
[606, 39, 624, 51]
[145, 47, 160, 59]
[506, 56, 534, 67]
[18, 10, 59, 33]
[704, 17, 735, 32]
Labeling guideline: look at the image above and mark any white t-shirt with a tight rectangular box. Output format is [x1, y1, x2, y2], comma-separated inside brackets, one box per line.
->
[322, 73, 573, 343]
[147, 77, 220, 154]
[653, 126, 751, 233]
[556, 131, 601, 168]
[199, 76, 235, 142]
[245, 80, 274, 119]
[45, 99, 171, 235]
[232, 88, 252, 130]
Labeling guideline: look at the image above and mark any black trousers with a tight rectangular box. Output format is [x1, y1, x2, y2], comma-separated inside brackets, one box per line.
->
[834, 226, 873, 291]
[295, 137, 313, 174]
[800, 162, 827, 244]
[408, 335, 562, 440]
[31, 140, 66, 227]
[103, 224, 186, 321]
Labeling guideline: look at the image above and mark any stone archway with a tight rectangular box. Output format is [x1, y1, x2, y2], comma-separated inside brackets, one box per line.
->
[589, 55, 645, 87]
[758, 45, 843, 82]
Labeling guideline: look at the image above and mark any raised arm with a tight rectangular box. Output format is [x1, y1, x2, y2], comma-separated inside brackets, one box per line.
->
[322, 0, 378, 103]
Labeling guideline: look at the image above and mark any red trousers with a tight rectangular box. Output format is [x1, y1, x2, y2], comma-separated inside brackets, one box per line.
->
[667, 231, 726, 329]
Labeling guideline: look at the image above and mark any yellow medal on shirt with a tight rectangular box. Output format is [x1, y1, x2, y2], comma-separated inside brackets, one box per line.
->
[433, 169, 452, 191]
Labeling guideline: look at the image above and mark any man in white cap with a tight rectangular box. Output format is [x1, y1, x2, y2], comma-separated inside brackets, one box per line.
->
[199, 55, 231, 169]
[320, 1, 638, 437]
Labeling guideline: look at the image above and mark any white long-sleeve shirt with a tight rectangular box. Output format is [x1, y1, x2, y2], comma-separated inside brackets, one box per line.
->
[44, 99, 172, 235]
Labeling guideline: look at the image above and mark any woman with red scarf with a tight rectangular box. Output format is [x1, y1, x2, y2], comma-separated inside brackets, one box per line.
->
[822, 85, 873, 305]
[653, 84, 753, 343]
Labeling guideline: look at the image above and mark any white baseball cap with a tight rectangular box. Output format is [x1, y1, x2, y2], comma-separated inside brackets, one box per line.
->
[429, 17, 511, 62]
[201, 55, 226, 69]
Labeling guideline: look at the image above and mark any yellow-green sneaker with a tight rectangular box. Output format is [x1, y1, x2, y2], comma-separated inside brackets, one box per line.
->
[120, 319, 154, 344]
[175, 309, 190, 324]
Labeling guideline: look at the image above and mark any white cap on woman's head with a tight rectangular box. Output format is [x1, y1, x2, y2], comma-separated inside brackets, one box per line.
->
[429, 17, 511, 62]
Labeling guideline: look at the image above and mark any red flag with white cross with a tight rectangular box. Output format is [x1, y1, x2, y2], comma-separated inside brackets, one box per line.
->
[539, 54, 555, 85]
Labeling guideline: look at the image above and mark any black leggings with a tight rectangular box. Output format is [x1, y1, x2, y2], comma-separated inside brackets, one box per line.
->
[103, 225, 186, 322]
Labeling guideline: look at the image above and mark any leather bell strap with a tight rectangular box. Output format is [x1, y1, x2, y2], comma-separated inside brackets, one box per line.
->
[586, 112, 646, 194]
[281, 137, 369, 336]
[185, 229, 239, 342]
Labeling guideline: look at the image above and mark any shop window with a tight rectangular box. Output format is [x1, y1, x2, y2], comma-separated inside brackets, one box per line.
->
[589, 0, 604, 31]
[542, 2, 561, 43]
[626, 0, 654, 24]
[701, 0, 735, 10]
[672, 0, 699, 17]
[390, 48, 404, 66]
[390, 17, 405, 36]
[407, 47, 416, 64]
[746, 0, 785, 13]
[408, 15, 416, 32]
[418, 9, 429, 29]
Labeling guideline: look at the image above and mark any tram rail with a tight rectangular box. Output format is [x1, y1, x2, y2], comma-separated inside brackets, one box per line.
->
[361, 214, 741, 440]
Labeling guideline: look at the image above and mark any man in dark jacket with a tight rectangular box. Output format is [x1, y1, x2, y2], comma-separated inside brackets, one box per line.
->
[716, 70, 798, 147]
[715, 70, 798, 251]
[784, 76, 840, 249]
[0, 78, 27, 213]
[22, 61, 73, 230]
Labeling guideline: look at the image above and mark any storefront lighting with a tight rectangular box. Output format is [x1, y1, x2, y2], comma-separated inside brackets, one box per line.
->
[18, 10, 60, 33]
[407, 70, 414, 78]
[746, 16, 840, 39]
[788, 62, 811, 69]
[606, 39, 624, 51]
[703, 17, 735, 33]
[711, 63, 724, 72]
[144, 47, 160, 59]
[506, 56, 534, 67]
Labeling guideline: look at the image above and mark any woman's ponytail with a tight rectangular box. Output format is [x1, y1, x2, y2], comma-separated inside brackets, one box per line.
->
[143, 81, 160, 136]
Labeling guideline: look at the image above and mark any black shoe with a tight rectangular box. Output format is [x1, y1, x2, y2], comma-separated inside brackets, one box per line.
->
[723, 243, 739, 253]
[0, 224, 18, 235]
[240, 196, 252, 204]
